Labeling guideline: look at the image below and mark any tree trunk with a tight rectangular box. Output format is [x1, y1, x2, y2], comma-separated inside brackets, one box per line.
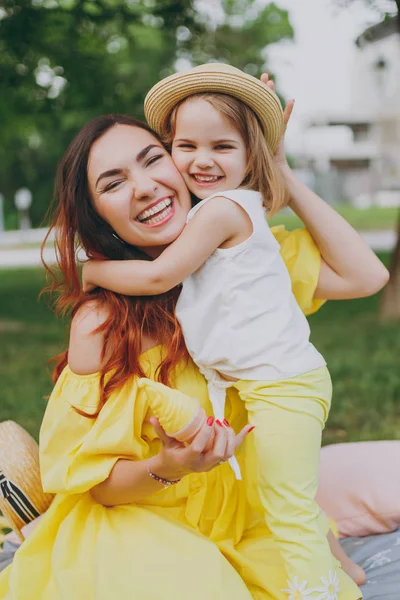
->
[379, 5, 400, 319]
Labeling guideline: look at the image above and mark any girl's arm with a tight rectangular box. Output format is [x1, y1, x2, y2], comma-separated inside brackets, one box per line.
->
[83, 197, 244, 296]
[282, 165, 390, 299]
[260, 74, 389, 300]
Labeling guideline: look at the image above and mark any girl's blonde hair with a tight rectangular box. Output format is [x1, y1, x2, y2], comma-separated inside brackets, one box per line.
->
[164, 92, 288, 216]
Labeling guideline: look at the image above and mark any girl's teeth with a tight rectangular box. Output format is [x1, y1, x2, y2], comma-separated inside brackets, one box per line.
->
[194, 175, 219, 182]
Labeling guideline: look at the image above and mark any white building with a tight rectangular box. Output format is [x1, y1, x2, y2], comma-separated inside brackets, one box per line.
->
[300, 17, 400, 207]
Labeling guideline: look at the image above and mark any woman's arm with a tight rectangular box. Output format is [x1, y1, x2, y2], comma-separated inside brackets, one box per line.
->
[90, 454, 181, 506]
[260, 73, 389, 300]
[91, 417, 253, 506]
[69, 303, 253, 507]
[282, 165, 390, 299]
[83, 197, 245, 296]
[68, 306, 174, 504]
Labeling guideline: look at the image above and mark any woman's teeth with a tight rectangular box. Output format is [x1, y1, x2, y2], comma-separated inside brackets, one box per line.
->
[137, 198, 172, 224]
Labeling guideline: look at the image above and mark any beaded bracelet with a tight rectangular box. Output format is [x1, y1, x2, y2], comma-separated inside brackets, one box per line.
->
[146, 461, 181, 488]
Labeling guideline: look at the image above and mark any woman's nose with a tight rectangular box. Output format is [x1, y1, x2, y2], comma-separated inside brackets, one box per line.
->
[132, 174, 158, 199]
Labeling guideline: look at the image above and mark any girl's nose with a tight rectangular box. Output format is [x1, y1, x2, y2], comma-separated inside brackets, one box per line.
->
[194, 153, 215, 170]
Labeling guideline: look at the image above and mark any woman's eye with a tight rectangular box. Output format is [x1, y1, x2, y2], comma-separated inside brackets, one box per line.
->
[146, 154, 164, 166]
[104, 180, 123, 192]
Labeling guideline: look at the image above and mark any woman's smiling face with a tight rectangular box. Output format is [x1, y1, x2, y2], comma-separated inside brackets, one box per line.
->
[88, 124, 192, 257]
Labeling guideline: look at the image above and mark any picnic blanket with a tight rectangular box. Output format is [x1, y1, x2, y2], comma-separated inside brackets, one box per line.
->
[342, 529, 400, 599]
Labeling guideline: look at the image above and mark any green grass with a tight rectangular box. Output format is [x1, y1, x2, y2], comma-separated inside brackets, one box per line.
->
[0, 269, 67, 438]
[269, 205, 399, 232]
[0, 260, 399, 445]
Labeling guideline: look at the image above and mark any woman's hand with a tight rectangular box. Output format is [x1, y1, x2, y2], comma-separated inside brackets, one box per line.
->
[260, 72, 294, 170]
[149, 416, 254, 481]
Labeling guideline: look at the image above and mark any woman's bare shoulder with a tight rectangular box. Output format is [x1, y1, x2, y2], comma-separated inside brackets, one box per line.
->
[68, 300, 110, 375]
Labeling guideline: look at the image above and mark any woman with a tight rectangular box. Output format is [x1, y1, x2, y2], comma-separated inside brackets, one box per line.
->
[0, 107, 387, 598]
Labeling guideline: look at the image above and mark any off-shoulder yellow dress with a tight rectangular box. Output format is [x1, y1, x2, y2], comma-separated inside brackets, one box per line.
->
[0, 229, 343, 600]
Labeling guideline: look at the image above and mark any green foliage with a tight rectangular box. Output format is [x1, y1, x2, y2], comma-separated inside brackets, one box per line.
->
[0, 0, 293, 227]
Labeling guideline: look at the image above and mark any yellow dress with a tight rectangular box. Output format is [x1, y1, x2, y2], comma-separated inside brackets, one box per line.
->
[0, 228, 343, 600]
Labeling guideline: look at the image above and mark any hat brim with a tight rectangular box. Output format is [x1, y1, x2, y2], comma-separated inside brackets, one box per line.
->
[0, 421, 53, 541]
[0, 502, 25, 542]
[144, 65, 284, 153]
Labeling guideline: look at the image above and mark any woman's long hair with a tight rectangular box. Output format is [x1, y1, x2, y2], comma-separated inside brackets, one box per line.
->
[42, 115, 187, 415]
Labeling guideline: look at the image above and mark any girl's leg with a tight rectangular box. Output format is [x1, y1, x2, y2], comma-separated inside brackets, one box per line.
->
[235, 368, 362, 599]
[327, 530, 366, 586]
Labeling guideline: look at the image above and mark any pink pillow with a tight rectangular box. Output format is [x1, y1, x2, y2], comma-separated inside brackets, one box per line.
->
[316, 441, 400, 538]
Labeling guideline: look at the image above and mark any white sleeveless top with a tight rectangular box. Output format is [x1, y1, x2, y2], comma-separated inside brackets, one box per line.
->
[176, 190, 325, 473]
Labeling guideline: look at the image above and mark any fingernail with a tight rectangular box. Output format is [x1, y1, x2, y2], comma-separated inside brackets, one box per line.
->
[248, 425, 255, 432]
[223, 419, 230, 427]
[216, 419, 223, 427]
[207, 416, 214, 426]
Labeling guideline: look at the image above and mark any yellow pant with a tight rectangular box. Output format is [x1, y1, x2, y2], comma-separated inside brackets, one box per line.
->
[234, 367, 362, 599]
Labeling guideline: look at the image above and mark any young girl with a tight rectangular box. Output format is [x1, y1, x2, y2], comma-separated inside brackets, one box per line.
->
[83, 64, 384, 596]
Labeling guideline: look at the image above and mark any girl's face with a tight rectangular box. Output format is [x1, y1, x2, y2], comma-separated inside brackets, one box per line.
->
[171, 97, 248, 200]
[88, 124, 192, 257]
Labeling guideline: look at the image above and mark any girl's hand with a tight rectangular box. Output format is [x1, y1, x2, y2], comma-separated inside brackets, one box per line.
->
[150, 416, 254, 481]
[82, 260, 97, 293]
[260, 72, 294, 170]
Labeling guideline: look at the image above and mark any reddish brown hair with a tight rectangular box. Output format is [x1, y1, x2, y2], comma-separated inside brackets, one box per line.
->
[42, 115, 187, 415]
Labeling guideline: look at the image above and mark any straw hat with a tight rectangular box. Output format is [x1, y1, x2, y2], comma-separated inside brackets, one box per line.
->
[0, 421, 53, 542]
[144, 63, 284, 153]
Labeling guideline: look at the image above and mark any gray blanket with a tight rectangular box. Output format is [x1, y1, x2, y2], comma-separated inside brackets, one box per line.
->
[342, 529, 400, 599]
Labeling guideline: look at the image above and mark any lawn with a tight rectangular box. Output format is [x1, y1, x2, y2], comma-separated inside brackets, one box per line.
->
[0, 261, 399, 445]
[269, 205, 399, 232]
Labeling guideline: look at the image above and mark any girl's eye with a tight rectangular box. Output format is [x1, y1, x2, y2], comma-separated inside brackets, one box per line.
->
[176, 143, 195, 149]
[146, 153, 164, 166]
[215, 144, 233, 150]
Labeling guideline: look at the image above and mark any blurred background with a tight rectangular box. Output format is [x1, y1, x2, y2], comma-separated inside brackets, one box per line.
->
[0, 0, 399, 442]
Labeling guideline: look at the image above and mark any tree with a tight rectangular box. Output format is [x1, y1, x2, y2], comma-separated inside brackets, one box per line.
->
[0, 0, 293, 228]
[334, 0, 400, 319]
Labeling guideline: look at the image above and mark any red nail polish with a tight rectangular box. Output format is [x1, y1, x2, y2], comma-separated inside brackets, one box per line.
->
[207, 416, 214, 426]
[216, 419, 223, 427]
[248, 425, 255, 432]
[223, 419, 230, 427]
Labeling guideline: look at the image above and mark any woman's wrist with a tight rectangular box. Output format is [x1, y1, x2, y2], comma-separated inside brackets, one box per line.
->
[279, 163, 296, 190]
[279, 166, 307, 212]
[279, 161, 292, 177]
[148, 454, 188, 483]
